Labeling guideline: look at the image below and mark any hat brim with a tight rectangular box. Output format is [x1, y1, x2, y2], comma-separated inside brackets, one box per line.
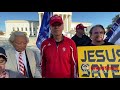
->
[0, 53, 7, 59]
[83, 26, 87, 28]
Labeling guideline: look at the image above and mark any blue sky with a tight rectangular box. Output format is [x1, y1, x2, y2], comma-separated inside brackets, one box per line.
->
[0, 12, 120, 31]
[72, 12, 120, 27]
[0, 12, 39, 31]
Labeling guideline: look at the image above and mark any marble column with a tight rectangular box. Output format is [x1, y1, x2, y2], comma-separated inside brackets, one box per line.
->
[68, 15, 72, 32]
[31, 22, 34, 36]
[59, 14, 62, 18]
[39, 13, 41, 26]
[38, 13, 42, 36]
[66, 15, 68, 32]
[41, 13, 43, 20]
[64, 15, 67, 32]
[61, 14, 63, 20]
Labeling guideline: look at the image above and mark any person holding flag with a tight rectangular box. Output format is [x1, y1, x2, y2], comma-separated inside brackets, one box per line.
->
[40, 15, 78, 78]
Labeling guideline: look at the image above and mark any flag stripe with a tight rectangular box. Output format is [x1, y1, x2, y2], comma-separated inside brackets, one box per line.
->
[109, 31, 120, 44]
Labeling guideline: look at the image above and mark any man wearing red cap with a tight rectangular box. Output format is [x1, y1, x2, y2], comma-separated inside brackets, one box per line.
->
[71, 24, 91, 46]
[40, 15, 78, 78]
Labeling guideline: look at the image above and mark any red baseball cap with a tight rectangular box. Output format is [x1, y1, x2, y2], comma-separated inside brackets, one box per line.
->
[49, 15, 63, 26]
[76, 24, 87, 30]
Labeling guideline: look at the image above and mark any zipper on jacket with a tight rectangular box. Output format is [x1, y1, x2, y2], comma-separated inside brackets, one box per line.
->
[57, 46, 59, 52]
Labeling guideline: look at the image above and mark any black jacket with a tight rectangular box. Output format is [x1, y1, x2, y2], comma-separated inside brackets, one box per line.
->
[71, 34, 91, 46]
[87, 40, 114, 46]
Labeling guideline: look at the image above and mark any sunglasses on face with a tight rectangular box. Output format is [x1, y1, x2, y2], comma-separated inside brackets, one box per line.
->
[51, 22, 62, 26]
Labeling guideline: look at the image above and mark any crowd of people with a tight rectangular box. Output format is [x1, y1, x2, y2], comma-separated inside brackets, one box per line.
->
[0, 14, 114, 78]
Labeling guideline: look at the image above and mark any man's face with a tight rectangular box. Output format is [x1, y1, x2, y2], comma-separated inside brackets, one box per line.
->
[13, 36, 28, 52]
[50, 22, 64, 36]
[91, 27, 105, 42]
[76, 29, 85, 35]
[0, 57, 6, 73]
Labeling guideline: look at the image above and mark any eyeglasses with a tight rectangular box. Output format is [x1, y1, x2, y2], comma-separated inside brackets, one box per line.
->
[51, 22, 62, 26]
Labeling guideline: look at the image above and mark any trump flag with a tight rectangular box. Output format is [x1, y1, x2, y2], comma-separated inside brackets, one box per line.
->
[36, 12, 53, 49]
[107, 17, 120, 45]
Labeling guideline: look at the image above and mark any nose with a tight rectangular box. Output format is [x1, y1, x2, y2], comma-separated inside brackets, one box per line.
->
[21, 43, 25, 46]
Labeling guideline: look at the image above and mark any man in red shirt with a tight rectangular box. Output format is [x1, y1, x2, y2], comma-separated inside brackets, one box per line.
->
[40, 15, 78, 78]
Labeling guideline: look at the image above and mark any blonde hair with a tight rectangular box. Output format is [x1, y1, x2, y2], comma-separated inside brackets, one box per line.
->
[9, 31, 29, 44]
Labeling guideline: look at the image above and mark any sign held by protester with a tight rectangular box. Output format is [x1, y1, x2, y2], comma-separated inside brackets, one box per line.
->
[78, 45, 120, 78]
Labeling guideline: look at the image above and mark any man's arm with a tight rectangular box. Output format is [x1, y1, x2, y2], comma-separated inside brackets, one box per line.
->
[70, 40, 78, 78]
